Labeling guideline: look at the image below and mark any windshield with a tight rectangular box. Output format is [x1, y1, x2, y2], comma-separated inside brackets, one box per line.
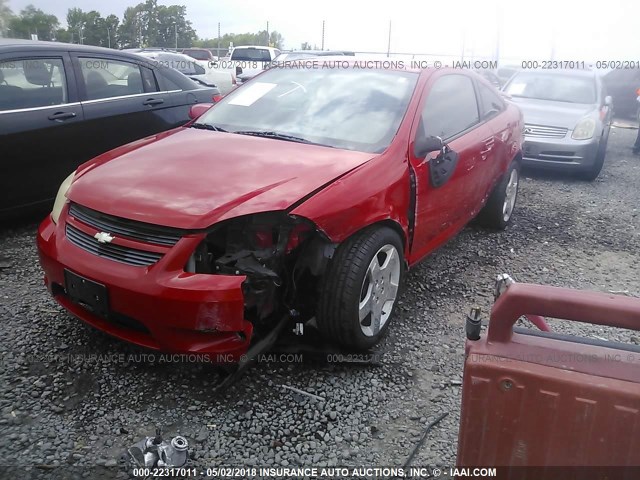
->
[505, 72, 596, 104]
[231, 48, 273, 62]
[196, 67, 418, 153]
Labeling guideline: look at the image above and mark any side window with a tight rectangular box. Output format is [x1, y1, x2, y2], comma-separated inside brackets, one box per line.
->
[78, 57, 151, 101]
[141, 66, 158, 92]
[478, 83, 505, 120]
[421, 74, 480, 140]
[0, 58, 68, 111]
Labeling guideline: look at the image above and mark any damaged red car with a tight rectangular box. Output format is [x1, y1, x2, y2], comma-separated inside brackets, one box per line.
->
[37, 63, 523, 359]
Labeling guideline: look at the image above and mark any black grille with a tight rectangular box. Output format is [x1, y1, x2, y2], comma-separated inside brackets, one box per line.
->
[65, 224, 163, 267]
[68, 203, 184, 246]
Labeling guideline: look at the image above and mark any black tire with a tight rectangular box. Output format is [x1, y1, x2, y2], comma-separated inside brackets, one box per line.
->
[317, 226, 404, 350]
[580, 135, 607, 181]
[477, 160, 520, 230]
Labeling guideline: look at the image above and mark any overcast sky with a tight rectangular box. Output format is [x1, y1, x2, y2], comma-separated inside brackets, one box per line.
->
[7, 0, 638, 61]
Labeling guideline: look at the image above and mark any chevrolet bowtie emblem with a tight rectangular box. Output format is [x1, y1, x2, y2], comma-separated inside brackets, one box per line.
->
[94, 232, 114, 244]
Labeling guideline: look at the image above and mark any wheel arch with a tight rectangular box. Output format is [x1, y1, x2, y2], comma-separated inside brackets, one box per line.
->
[340, 219, 408, 263]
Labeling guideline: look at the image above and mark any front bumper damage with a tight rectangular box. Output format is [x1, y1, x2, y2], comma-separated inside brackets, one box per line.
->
[38, 213, 253, 361]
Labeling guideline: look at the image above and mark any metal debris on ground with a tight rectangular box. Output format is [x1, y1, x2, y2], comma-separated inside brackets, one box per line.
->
[401, 412, 449, 477]
[280, 384, 325, 402]
[127, 427, 189, 468]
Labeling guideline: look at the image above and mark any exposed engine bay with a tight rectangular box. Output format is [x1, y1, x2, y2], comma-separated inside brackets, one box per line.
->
[186, 212, 335, 329]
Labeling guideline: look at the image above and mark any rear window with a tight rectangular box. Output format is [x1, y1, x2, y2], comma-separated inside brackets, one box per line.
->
[231, 48, 272, 62]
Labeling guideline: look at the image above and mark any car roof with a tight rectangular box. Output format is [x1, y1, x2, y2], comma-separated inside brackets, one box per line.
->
[135, 51, 194, 61]
[0, 38, 152, 62]
[514, 68, 596, 78]
[284, 50, 354, 56]
[232, 45, 279, 52]
[267, 56, 484, 76]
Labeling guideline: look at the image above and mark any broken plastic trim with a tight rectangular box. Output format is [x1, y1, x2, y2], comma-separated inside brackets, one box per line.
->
[185, 212, 317, 277]
[185, 211, 327, 323]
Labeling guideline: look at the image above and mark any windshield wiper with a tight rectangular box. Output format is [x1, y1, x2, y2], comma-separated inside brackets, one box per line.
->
[233, 130, 331, 147]
[190, 123, 227, 132]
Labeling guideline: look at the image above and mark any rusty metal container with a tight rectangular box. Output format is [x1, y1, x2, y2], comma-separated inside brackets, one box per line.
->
[457, 282, 640, 469]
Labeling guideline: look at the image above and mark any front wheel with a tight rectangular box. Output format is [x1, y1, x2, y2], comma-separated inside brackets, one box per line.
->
[316, 226, 404, 350]
[580, 136, 608, 181]
[477, 160, 520, 230]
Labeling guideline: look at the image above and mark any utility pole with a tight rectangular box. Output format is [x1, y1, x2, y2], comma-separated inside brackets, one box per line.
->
[79, 25, 84, 45]
[321, 20, 325, 50]
[387, 20, 391, 58]
[217, 22, 221, 57]
[175, 23, 178, 51]
[107, 27, 111, 48]
[266, 21, 269, 46]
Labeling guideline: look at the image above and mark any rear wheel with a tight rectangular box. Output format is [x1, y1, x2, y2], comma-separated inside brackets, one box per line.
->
[317, 226, 404, 350]
[477, 160, 520, 230]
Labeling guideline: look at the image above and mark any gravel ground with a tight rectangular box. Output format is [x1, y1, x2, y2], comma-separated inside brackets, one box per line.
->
[0, 125, 639, 479]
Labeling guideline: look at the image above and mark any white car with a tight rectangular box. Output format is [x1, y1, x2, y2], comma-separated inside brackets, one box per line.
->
[216, 46, 281, 80]
[133, 51, 236, 95]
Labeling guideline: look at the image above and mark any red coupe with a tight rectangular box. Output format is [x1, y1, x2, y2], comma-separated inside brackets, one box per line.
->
[37, 62, 523, 359]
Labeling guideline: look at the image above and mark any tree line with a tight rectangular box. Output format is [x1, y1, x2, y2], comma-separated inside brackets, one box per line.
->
[0, 0, 288, 50]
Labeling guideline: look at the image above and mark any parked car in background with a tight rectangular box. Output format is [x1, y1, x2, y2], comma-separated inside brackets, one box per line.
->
[37, 63, 523, 360]
[218, 45, 281, 78]
[496, 65, 520, 86]
[503, 69, 612, 180]
[237, 50, 356, 84]
[0, 39, 220, 219]
[273, 50, 356, 62]
[131, 50, 235, 94]
[474, 69, 501, 88]
[181, 47, 216, 62]
[603, 68, 640, 119]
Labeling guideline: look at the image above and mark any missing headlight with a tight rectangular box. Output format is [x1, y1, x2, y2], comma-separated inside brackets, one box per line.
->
[186, 212, 317, 322]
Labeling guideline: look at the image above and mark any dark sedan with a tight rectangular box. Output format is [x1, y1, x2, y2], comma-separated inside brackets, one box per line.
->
[0, 39, 220, 219]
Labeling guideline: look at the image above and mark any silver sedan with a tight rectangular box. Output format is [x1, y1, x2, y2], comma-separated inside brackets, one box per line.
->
[502, 70, 612, 180]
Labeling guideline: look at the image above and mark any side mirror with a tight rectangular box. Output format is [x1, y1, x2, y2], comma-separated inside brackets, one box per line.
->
[188, 103, 214, 120]
[414, 135, 444, 158]
[604, 95, 612, 106]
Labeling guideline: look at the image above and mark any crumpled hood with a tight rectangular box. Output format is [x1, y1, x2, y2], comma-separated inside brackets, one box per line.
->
[511, 97, 597, 129]
[68, 128, 375, 229]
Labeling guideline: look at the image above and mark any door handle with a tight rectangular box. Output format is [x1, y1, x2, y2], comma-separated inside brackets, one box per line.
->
[143, 98, 164, 106]
[48, 111, 76, 121]
[480, 148, 492, 155]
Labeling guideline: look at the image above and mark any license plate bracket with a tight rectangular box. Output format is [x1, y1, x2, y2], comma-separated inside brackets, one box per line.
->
[64, 269, 109, 318]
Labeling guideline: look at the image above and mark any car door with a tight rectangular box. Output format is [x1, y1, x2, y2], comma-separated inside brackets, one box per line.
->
[475, 80, 510, 205]
[71, 53, 179, 161]
[408, 72, 491, 261]
[0, 51, 84, 215]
